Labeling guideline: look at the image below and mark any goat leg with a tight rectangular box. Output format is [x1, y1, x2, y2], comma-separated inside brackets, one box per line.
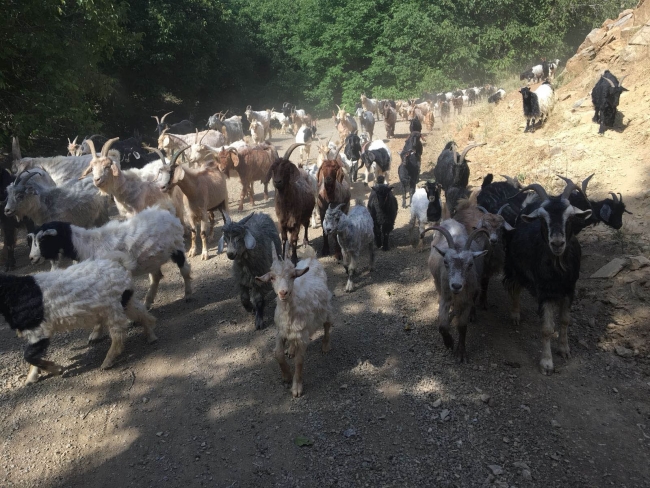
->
[248, 181, 255, 207]
[454, 306, 472, 363]
[274, 336, 293, 384]
[101, 320, 128, 369]
[509, 283, 522, 326]
[321, 228, 331, 256]
[251, 287, 265, 331]
[558, 297, 572, 360]
[540, 301, 557, 375]
[240, 286, 253, 313]
[200, 211, 210, 260]
[368, 242, 375, 271]
[438, 293, 454, 350]
[322, 321, 332, 353]
[345, 256, 357, 292]
[291, 341, 307, 397]
[382, 227, 390, 251]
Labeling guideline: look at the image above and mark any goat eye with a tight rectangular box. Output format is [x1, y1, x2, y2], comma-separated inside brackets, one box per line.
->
[468, 262, 474, 268]
[270, 277, 275, 282]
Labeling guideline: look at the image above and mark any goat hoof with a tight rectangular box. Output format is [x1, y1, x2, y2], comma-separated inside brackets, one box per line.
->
[255, 318, 265, 331]
[100, 359, 115, 370]
[558, 347, 571, 360]
[539, 358, 554, 375]
[440, 332, 454, 350]
[201, 253, 208, 261]
[25, 374, 40, 385]
[291, 382, 303, 398]
[321, 341, 331, 354]
[88, 333, 104, 344]
[146, 333, 158, 344]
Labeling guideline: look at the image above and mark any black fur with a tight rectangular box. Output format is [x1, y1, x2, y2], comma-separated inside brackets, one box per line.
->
[409, 117, 422, 133]
[24, 338, 51, 369]
[345, 133, 362, 181]
[31, 221, 79, 261]
[170, 249, 186, 268]
[424, 182, 442, 222]
[398, 151, 420, 208]
[433, 141, 470, 193]
[121, 290, 134, 309]
[568, 191, 628, 233]
[477, 177, 525, 227]
[591, 70, 628, 134]
[519, 87, 540, 132]
[402, 131, 423, 160]
[0, 274, 45, 331]
[488, 91, 503, 104]
[361, 148, 390, 173]
[368, 183, 398, 251]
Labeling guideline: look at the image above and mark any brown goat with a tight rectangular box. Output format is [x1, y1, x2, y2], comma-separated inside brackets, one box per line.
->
[383, 106, 397, 139]
[213, 143, 275, 211]
[424, 111, 435, 131]
[266, 143, 316, 264]
[317, 155, 351, 258]
[453, 193, 513, 308]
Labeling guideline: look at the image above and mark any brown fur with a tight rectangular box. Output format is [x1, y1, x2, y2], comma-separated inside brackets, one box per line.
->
[316, 160, 351, 257]
[454, 193, 510, 308]
[266, 154, 316, 263]
[424, 111, 435, 131]
[383, 106, 397, 138]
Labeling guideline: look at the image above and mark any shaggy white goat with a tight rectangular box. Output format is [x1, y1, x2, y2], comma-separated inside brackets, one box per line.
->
[256, 245, 332, 397]
[0, 253, 156, 385]
[28, 206, 191, 309]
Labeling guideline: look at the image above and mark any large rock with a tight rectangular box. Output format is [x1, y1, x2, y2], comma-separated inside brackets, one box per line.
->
[630, 25, 650, 45]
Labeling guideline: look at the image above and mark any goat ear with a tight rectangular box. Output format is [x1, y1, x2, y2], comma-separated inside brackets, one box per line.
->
[25, 186, 37, 195]
[572, 208, 592, 221]
[43, 229, 58, 237]
[433, 245, 446, 257]
[244, 229, 256, 250]
[111, 162, 120, 177]
[79, 165, 93, 179]
[472, 250, 489, 259]
[255, 273, 271, 284]
[217, 235, 225, 254]
[503, 221, 514, 231]
[292, 266, 309, 278]
[520, 209, 540, 223]
[599, 204, 612, 222]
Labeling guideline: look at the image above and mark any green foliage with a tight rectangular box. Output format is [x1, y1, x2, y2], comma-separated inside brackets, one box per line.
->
[0, 0, 637, 154]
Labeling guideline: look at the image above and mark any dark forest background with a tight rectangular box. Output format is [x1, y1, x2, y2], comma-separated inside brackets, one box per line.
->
[0, 0, 634, 153]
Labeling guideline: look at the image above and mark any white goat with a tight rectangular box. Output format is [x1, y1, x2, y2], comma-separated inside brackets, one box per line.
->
[322, 201, 374, 292]
[271, 111, 292, 134]
[245, 106, 272, 140]
[28, 206, 191, 309]
[158, 129, 225, 157]
[0, 253, 156, 385]
[256, 245, 333, 397]
[80, 138, 176, 218]
[250, 120, 265, 145]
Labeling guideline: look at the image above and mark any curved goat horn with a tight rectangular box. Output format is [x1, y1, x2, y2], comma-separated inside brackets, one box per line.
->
[101, 137, 119, 157]
[282, 143, 304, 160]
[476, 206, 489, 213]
[19, 170, 39, 187]
[458, 142, 487, 165]
[195, 129, 199, 144]
[497, 204, 509, 215]
[464, 228, 490, 251]
[152, 115, 160, 124]
[560, 179, 577, 200]
[72, 136, 78, 145]
[161, 111, 173, 123]
[144, 145, 166, 162]
[169, 145, 189, 171]
[618, 75, 628, 86]
[86, 139, 97, 158]
[609, 192, 619, 204]
[602, 75, 615, 88]
[420, 225, 455, 248]
[520, 184, 549, 201]
[581, 173, 595, 194]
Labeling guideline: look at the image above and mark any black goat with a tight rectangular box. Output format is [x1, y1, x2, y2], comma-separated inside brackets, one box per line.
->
[591, 70, 628, 134]
[367, 178, 398, 251]
[520, 68, 535, 81]
[402, 131, 423, 160]
[112, 135, 161, 170]
[477, 174, 525, 226]
[433, 141, 486, 213]
[344, 133, 362, 181]
[409, 117, 422, 133]
[558, 174, 632, 233]
[398, 150, 420, 208]
[503, 180, 592, 375]
[440, 101, 450, 123]
[0, 169, 33, 271]
[152, 112, 195, 136]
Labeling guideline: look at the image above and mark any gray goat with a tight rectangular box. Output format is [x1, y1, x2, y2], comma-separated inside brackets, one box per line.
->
[322, 201, 374, 292]
[422, 220, 488, 362]
[219, 212, 282, 330]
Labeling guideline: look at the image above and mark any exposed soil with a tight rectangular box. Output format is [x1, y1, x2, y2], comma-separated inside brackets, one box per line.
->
[1, 7, 650, 487]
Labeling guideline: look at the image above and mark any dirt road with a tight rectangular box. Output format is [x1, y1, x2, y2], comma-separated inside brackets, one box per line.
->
[0, 101, 649, 488]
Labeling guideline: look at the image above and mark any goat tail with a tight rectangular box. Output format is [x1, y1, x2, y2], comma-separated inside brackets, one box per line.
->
[104, 251, 137, 272]
[354, 197, 365, 206]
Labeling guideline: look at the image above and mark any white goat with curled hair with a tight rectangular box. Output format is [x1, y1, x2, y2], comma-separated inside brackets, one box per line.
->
[256, 245, 333, 398]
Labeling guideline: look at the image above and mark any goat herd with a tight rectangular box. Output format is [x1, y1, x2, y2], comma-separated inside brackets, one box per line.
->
[0, 64, 632, 397]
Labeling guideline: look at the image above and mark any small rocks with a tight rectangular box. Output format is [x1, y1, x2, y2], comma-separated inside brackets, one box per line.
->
[590, 258, 627, 278]
[520, 404, 531, 413]
[432, 398, 442, 408]
[142, 397, 149, 404]
[440, 409, 450, 421]
[551, 420, 561, 428]
[479, 393, 491, 404]
[629, 255, 650, 270]
[522, 469, 532, 480]
[615, 345, 634, 358]
[487, 464, 503, 475]
[343, 428, 356, 438]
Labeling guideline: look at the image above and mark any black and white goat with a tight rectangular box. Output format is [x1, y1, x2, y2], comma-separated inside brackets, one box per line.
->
[0, 253, 156, 385]
[27, 206, 191, 309]
[503, 180, 592, 375]
[409, 181, 442, 248]
[520, 82, 555, 133]
[591, 70, 628, 134]
[359, 140, 391, 185]
[355, 108, 375, 141]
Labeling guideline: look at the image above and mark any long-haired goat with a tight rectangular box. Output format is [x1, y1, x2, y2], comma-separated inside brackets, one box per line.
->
[520, 82, 555, 133]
